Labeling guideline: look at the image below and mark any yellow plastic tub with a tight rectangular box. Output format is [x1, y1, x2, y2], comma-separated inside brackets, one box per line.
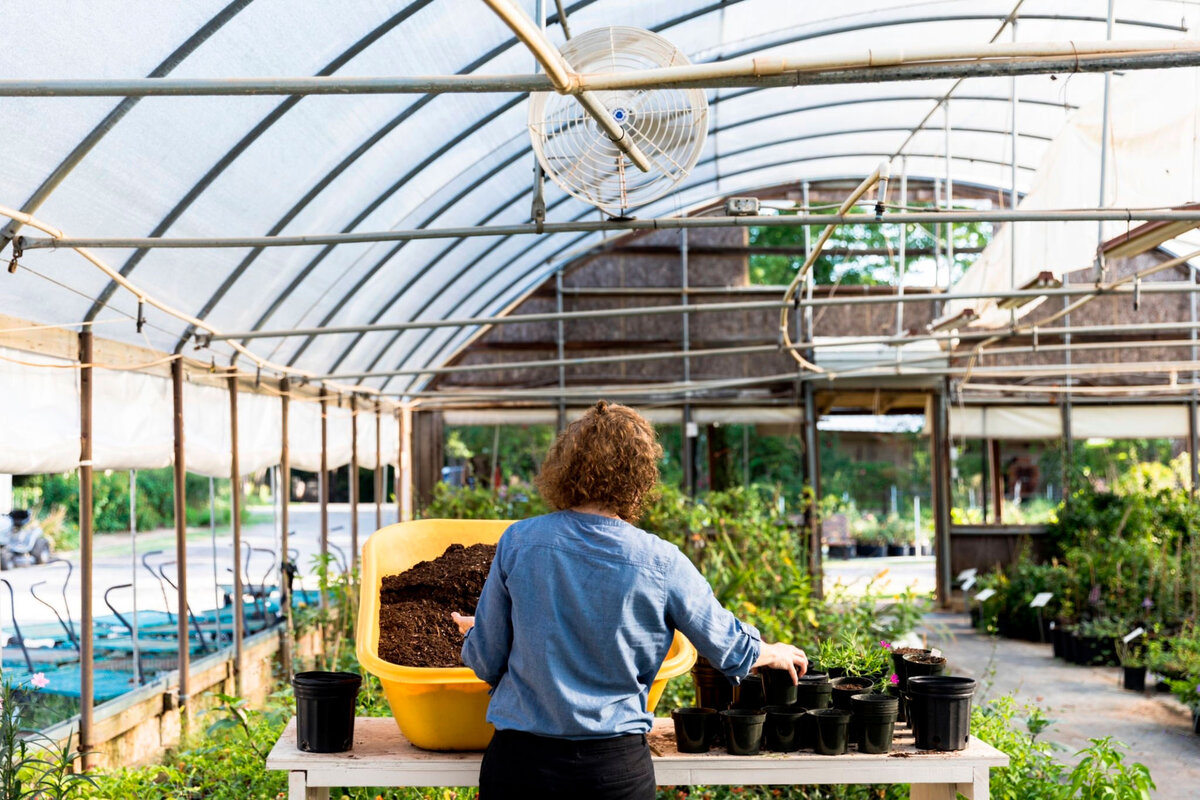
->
[357, 519, 697, 750]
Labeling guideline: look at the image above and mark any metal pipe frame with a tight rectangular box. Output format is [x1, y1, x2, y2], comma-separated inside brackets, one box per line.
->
[374, 403, 383, 530]
[280, 131, 1044, 374]
[43, 205, 1200, 253]
[350, 395, 359, 573]
[319, 388, 329, 607]
[5, 40, 1197, 98]
[297, 149, 1040, 384]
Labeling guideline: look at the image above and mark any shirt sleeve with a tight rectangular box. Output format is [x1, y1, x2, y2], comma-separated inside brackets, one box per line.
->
[664, 549, 761, 682]
[461, 532, 514, 688]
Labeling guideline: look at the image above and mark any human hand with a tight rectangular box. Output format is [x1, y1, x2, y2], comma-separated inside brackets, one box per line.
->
[451, 612, 475, 635]
[753, 642, 808, 684]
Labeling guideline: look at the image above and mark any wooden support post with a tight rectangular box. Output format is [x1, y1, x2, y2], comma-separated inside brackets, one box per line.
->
[932, 386, 953, 607]
[399, 407, 412, 522]
[802, 381, 823, 599]
[410, 410, 443, 513]
[1191, 398, 1199, 500]
[279, 377, 292, 678]
[319, 389, 329, 604]
[79, 332, 95, 768]
[172, 358, 191, 730]
[988, 439, 1003, 524]
[375, 403, 383, 530]
[350, 395, 359, 572]
[228, 370, 244, 695]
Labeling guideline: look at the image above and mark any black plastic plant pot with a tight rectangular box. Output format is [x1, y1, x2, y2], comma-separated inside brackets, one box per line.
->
[807, 708, 851, 755]
[292, 671, 362, 753]
[830, 677, 875, 711]
[851, 694, 898, 754]
[691, 669, 734, 712]
[891, 648, 930, 690]
[1051, 625, 1067, 659]
[902, 653, 947, 682]
[887, 685, 906, 722]
[763, 705, 807, 753]
[1122, 665, 1147, 692]
[734, 674, 765, 710]
[794, 676, 833, 710]
[907, 676, 976, 751]
[671, 707, 719, 753]
[720, 709, 766, 755]
[761, 668, 799, 706]
[1193, 709, 1200, 736]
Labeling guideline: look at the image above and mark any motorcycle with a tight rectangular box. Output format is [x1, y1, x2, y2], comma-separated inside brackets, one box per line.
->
[0, 509, 53, 569]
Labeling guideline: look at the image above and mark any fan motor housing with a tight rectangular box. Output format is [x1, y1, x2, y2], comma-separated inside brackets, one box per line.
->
[725, 197, 761, 217]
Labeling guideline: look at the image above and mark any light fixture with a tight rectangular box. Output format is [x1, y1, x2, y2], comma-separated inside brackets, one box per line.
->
[725, 197, 760, 216]
[928, 307, 978, 332]
[997, 271, 1062, 310]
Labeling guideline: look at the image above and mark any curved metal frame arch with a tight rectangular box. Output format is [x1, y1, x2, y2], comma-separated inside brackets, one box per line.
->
[354, 147, 1038, 393]
[0, 0, 254, 252]
[80, 0, 604, 326]
[282, 93, 1060, 371]
[81, 3, 1146, 353]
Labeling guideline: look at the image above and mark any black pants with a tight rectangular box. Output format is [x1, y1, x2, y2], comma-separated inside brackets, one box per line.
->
[479, 729, 656, 800]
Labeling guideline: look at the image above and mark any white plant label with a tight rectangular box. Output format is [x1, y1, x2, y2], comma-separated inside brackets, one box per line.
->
[957, 568, 978, 582]
[974, 588, 996, 602]
[930, 648, 942, 658]
[962, 577, 977, 592]
[1030, 592, 1054, 608]
[1122, 626, 1145, 644]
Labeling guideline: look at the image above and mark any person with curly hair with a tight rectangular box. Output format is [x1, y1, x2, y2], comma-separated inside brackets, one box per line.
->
[454, 400, 807, 799]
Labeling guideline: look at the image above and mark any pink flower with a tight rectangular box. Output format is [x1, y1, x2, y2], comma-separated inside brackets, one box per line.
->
[889, 673, 900, 686]
[880, 640, 891, 649]
[30, 673, 48, 689]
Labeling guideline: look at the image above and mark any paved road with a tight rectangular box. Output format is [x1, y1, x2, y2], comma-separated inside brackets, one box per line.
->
[0, 503, 396, 643]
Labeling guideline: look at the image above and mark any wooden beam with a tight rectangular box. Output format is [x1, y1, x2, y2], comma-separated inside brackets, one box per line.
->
[279, 377, 292, 678]
[78, 331, 95, 769]
[228, 370, 244, 694]
[172, 358, 191, 733]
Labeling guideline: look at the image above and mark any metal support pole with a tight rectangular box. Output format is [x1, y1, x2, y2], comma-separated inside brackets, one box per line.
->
[896, 162, 907, 336]
[1096, 0, 1116, 283]
[1010, 19, 1019, 327]
[350, 395, 359, 573]
[933, 178, 943, 318]
[932, 385, 953, 607]
[209, 476, 219, 645]
[398, 407, 412, 521]
[129, 469, 141, 686]
[319, 389, 329, 604]
[374, 403, 382, 530]
[279, 377, 293, 677]
[556, 267, 566, 431]
[170, 357, 190, 728]
[227, 371, 243, 695]
[1192, 266, 1199, 498]
[802, 380, 822, 599]
[681, 229, 696, 495]
[944, 100, 954, 277]
[78, 332, 95, 769]
[802, 183, 813, 340]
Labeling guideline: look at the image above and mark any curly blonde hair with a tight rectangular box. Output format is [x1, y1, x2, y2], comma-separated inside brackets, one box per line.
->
[535, 400, 662, 522]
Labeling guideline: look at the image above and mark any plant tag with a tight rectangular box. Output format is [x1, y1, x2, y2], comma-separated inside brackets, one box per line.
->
[957, 568, 977, 582]
[1030, 592, 1053, 608]
[974, 588, 996, 602]
[930, 648, 942, 658]
[962, 577, 976, 592]
[1122, 626, 1145, 644]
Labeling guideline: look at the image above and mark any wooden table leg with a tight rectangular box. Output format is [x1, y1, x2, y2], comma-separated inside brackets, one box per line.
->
[910, 783, 958, 800]
[957, 766, 990, 800]
[288, 771, 329, 800]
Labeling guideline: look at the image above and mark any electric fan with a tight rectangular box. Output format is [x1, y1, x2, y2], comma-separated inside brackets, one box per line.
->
[528, 26, 709, 215]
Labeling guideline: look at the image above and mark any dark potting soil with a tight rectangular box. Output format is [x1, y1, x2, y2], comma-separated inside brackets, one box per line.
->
[891, 647, 927, 657]
[377, 543, 496, 668]
[906, 655, 946, 665]
[835, 681, 872, 692]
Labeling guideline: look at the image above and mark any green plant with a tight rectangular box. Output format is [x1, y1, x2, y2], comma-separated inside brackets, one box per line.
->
[1066, 737, 1155, 800]
[0, 676, 94, 800]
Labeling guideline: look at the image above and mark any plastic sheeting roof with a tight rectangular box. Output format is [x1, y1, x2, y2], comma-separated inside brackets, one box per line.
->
[1, 0, 1194, 397]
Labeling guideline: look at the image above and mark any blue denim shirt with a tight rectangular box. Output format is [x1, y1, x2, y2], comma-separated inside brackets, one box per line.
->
[461, 510, 762, 740]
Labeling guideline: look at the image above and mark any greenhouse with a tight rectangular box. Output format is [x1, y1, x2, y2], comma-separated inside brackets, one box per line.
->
[1, 0, 1199, 797]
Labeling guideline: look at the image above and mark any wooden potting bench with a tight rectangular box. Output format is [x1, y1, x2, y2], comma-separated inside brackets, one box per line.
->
[268, 717, 1009, 799]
